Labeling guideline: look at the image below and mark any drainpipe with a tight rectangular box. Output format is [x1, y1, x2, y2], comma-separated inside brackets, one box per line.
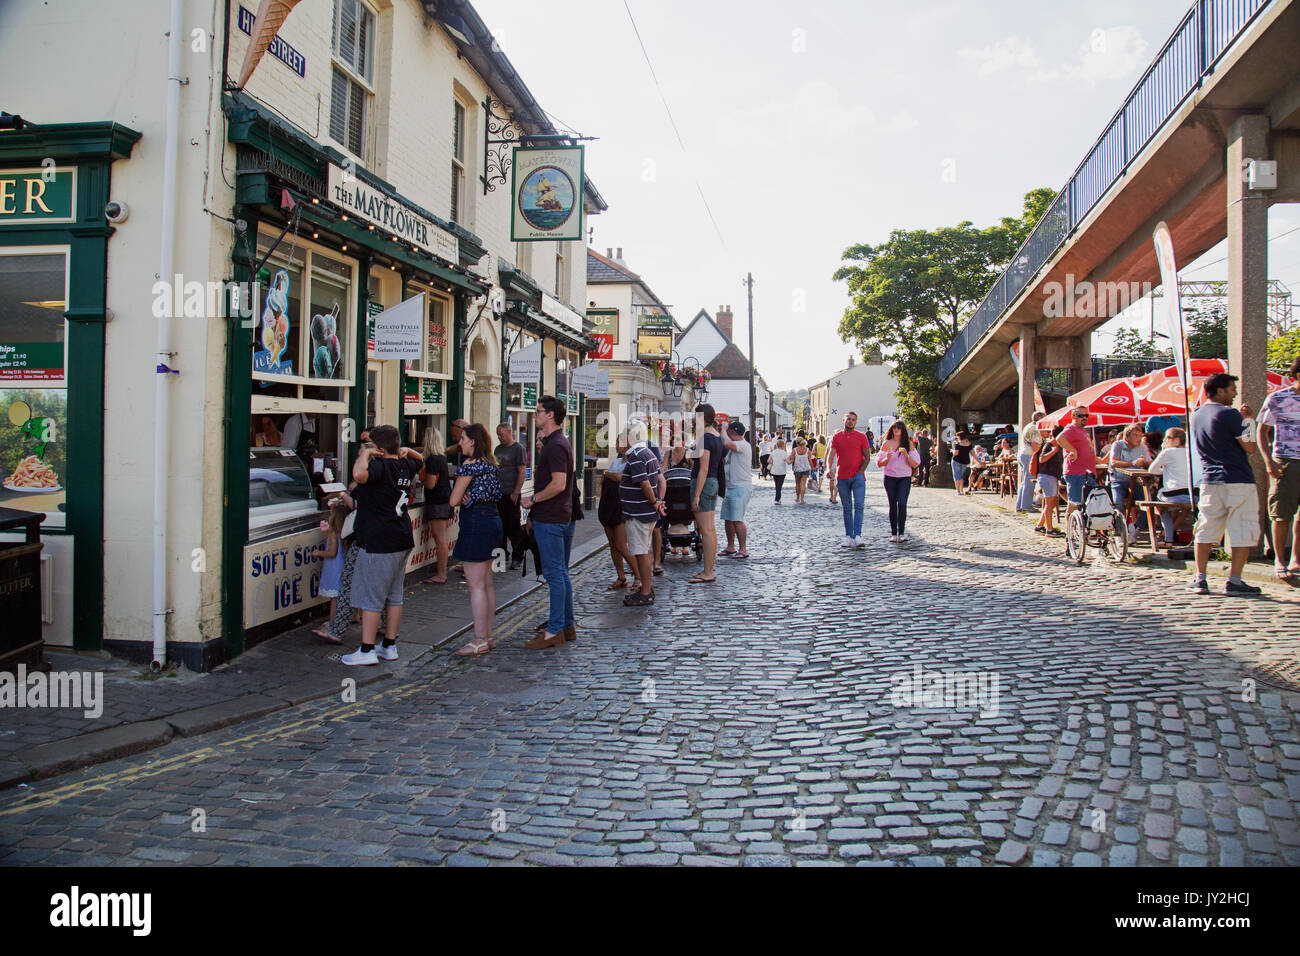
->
[153, 0, 184, 669]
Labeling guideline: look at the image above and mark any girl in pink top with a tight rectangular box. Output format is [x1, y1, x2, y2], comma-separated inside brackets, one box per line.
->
[877, 421, 922, 542]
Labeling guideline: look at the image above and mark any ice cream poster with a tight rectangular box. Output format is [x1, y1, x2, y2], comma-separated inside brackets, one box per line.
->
[254, 269, 293, 375]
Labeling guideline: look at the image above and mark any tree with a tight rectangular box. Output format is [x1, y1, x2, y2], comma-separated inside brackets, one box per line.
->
[1269, 328, 1300, 370]
[1110, 327, 1169, 360]
[833, 189, 1056, 427]
[1184, 306, 1228, 359]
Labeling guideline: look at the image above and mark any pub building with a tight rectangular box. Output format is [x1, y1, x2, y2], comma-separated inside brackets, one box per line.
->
[0, 0, 604, 670]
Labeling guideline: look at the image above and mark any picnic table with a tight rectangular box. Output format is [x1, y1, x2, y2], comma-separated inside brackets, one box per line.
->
[1111, 465, 1190, 556]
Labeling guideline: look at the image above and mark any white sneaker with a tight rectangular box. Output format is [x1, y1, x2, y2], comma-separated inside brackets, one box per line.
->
[841, 536, 854, 548]
[341, 646, 379, 666]
[375, 643, 398, 661]
[897, 535, 908, 543]
[853, 537, 866, 548]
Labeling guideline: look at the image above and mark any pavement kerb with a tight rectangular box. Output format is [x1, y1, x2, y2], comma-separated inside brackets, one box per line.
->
[955, 489, 1298, 597]
[3, 538, 610, 791]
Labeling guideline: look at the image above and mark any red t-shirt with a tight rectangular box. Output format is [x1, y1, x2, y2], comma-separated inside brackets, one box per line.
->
[1059, 423, 1097, 476]
[831, 429, 869, 479]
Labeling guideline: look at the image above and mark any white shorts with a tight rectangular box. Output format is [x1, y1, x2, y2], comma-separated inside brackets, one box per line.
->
[1193, 483, 1260, 549]
[625, 517, 655, 556]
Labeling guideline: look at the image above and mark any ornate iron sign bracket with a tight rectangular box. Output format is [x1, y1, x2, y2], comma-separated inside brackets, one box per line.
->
[481, 97, 521, 196]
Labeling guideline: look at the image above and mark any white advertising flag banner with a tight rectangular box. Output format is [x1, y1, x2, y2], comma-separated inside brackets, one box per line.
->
[509, 340, 543, 383]
[371, 293, 424, 359]
[1152, 222, 1191, 383]
[571, 360, 600, 395]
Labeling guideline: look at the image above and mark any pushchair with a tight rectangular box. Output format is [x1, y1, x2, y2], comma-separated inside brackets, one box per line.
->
[660, 459, 702, 563]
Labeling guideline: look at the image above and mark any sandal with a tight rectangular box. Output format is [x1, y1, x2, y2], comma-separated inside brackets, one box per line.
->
[424, 575, 447, 584]
[455, 638, 493, 656]
[312, 628, 343, 644]
[623, 591, 653, 607]
[719, 549, 736, 557]
[731, 551, 749, 559]
[688, 574, 716, 584]
[653, 567, 663, 576]
[1275, 567, 1295, 580]
[607, 579, 629, 590]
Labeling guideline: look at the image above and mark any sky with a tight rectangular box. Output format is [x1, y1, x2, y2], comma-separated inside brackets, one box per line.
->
[471, 0, 1300, 390]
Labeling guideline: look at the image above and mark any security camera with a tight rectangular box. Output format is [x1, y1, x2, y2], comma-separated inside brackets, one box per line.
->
[104, 200, 129, 224]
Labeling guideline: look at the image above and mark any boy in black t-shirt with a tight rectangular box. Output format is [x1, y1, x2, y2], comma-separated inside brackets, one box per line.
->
[341, 425, 425, 666]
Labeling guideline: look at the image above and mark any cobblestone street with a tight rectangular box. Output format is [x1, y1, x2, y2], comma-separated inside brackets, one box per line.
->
[2, 476, 1298, 867]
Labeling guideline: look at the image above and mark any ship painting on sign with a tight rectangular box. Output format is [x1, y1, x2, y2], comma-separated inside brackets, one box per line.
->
[519, 167, 575, 230]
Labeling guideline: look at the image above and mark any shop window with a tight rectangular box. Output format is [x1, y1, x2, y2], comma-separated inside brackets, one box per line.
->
[584, 398, 610, 463]
[329, 0, 376, 160]
[402, 287, 451, 420]
[505, 326, 537, 409]
[0, 248, 69, 529]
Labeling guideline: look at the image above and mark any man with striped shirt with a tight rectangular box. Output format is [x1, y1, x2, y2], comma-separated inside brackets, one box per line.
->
[620, 440, 666, 606]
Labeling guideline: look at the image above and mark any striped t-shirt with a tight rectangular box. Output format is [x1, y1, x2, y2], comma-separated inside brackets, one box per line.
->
[619, 444, 661, 522]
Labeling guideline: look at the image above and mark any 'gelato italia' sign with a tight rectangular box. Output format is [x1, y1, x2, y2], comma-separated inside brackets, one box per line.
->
[327, 165, 458, 262]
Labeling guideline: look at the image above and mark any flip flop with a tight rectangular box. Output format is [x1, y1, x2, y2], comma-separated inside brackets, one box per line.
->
[688, 575, 716, 584]
[731, 552, 749, 559]
[312, 628, 343, 644]
[653, 567, 664, 576]
[1275, 567, 1295, 580]
[719, 549, 736, 557]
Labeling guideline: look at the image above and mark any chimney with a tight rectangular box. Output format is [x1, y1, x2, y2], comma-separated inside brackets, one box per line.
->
[848, 355, 855, 367]
[716, 304, 733, 341]
[616, 247, 623, 262]
[606, 248, 613, 259]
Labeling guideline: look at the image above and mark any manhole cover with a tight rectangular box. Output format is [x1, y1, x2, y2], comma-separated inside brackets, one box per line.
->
[1248, 660, 1300, 693]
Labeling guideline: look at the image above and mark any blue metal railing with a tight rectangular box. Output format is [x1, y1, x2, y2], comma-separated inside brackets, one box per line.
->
[938, 0, 1271, 384]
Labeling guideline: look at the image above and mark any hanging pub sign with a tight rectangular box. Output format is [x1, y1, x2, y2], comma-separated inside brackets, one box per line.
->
[637, 314, 673, 360]
[371, 293, 424, 360]
[0, 168, 76, 225]
[327, 165, 459, 262]
[508, 340, 543, 383]
[511, 146, 584, 242]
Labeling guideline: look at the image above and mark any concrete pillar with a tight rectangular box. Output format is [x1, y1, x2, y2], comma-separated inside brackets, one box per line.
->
[934, 390, 961, 488]
[1017, 324, 1038, 435]
[1073, 332, 1092, 392]
[1226, 113, 1271, 552]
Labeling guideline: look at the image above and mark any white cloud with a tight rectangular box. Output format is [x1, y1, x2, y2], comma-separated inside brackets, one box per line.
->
[958, 36, 1042, 76]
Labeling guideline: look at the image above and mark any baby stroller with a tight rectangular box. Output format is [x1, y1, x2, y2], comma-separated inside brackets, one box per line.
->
[660, 459, 702, 563]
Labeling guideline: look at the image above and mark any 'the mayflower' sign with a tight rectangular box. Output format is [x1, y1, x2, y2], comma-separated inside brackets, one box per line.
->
[327, 165, 458, 262]
[512, 146, 584, 242]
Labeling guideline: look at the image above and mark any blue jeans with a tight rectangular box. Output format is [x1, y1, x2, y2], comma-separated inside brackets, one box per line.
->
[534, 520, 575, 634]
[1016, 453, 1034, 511]
[837, 474, 865, 538]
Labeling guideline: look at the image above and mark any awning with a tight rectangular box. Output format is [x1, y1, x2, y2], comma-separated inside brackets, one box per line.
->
[505, 303, 595, 353]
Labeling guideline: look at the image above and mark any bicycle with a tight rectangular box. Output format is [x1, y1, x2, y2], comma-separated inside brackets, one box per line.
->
[1064, 480, 1127, 565]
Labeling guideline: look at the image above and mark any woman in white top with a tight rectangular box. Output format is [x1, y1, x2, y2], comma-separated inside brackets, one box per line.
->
[791, 438, 812, 503]
[1146, 427, 1193, 545]
[769, 438, 789, 503]
[758, 434, 773, 479]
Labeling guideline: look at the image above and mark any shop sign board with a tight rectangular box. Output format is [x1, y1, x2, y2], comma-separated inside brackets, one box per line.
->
[542, 293, 582, 332]
[236, 3, 307, 77]
[589, 334, 613, 360]
[565, 391, 578, 415]
[372, 293, 424, 360]
[509, 340, 543, 383]
[0, 168, 76, 225]
[571, 361, 599, 395]
[522, 383, 538, 409]
[366, 299, 381, 356]
[327, 165, 458, 262]
[511, 146, 584, 242]
[243, 527, 326, 628]
[403, 377, 443, 407]
[637, 314, 673, 360]
[586, 309, 618, 344]
[0, 342, 63, 381]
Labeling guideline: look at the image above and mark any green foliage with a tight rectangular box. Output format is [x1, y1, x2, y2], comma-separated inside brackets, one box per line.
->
[833, 189, 1056, 422]
[1268, 328, 1300, 370]
[1184, 306, 1228, 359]
[1111, 327, 1169, 360]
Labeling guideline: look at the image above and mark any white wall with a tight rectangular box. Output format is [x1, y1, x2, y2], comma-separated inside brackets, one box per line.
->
[677, 316, 727, 368]
[822, 362, 901, 431]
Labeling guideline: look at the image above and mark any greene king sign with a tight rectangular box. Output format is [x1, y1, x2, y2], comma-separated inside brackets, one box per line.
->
[327, 165, 458, 263]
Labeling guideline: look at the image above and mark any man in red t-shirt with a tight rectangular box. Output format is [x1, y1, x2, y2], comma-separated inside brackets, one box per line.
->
[830, 411, 870, 547]
[1055, 406, 1099, 521]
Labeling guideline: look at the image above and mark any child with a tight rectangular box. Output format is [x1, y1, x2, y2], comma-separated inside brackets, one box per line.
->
[312, 499, 348, 643]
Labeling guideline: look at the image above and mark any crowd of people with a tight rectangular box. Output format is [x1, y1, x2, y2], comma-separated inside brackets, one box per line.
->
[1006, 360, 1300, 595]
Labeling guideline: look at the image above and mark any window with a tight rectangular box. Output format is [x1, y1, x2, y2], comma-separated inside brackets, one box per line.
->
[329, 0, 375, 158]
[251, 228, 356, 411]
[451, 100, 466, 224]
[0, 247, 69, 529]
[402, 286, 452, 413]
